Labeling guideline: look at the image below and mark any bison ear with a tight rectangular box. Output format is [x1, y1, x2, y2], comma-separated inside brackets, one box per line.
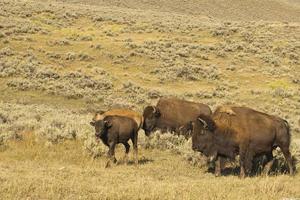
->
[104, 120, 112, 128]
[90, 121, 95, 127]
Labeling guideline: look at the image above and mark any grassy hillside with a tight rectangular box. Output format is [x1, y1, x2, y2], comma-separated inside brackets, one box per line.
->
[0, 0, 300, 199]
[59, 0, 300, 22]
[1, 0, 299, 132]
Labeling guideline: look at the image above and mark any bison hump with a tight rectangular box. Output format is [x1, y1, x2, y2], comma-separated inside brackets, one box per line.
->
[216, 106, 236, 116]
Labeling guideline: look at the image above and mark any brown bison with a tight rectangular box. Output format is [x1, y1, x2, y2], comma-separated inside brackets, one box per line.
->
[90, 115, 139, 167]
[191, 106, 294, 177]
[93, 108, 144, 130]
[143, 97, 212, 137]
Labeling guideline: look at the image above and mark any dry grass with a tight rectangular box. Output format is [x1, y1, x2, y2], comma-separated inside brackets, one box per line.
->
[0, 133, 300, 200]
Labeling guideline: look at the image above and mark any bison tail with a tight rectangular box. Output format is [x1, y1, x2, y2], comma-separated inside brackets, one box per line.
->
[283, 119, 291, 145]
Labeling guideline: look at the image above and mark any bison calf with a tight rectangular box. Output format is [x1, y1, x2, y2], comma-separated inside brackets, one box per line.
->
[90, 115, 139, 167]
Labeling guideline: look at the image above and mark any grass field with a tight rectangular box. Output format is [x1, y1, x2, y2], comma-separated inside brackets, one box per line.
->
[0, 133, 300, 200]
[0, 0, 300, 199]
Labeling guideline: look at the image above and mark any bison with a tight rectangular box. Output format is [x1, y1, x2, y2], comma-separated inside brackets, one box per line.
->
[143, 97, 212, 137]
[191, 106, 295, 177]
[90, 115, 139, 167]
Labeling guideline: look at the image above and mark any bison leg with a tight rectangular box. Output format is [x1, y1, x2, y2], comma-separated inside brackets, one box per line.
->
[263, 152, 274, 175]
[123, 142, 130, 165]
[132, 133, 138, 166]
[239, 147, 254, 178]
[244, 151, 254, 176]
[215, 157, 224, 177]
[105, 142, 116, 168]
[281, 147, 295, 175]
[239, 148, 246, 178]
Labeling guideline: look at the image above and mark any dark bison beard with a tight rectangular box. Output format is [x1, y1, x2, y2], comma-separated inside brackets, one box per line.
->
[193, 142, 217, 161]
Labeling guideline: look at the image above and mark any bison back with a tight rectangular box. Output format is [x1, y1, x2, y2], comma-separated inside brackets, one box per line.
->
[104, 109, 143, 129]
[213, 106, 290, 151]
[104, 115, 138, 142]
[157, 97, 212, 127]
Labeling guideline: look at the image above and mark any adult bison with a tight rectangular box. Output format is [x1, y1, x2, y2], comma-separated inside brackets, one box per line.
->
[143, 97, 212, 137]
[90, 115, 139, 167]
[191, 106, 294, 177]
[93, 108, 143, 130]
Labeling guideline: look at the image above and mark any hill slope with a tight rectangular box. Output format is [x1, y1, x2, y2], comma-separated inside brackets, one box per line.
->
[58, 0, 300, 22]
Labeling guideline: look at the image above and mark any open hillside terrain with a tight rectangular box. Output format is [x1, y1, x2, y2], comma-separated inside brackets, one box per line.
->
[59, 0, 300, 22]
[0, 0, 300, 199]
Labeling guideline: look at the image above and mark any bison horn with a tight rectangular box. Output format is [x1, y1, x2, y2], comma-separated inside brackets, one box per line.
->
[197, 118, 208, 129]
[152, 106, 156, 113]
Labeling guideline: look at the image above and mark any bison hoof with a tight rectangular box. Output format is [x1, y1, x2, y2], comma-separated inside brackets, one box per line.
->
[215, 173, 221, 177]
[105, 162, 111, 168]
[123, 155, 129, 165]
[289, 171, 295, 176]
[239, 174, 246, 179]
[124, 160, 128, 165]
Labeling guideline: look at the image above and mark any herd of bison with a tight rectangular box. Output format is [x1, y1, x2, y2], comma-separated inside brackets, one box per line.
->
[90, 97, 295, 178]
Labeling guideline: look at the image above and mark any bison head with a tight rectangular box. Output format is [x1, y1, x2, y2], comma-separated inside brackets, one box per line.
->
[191, 114, 217, 160]
[90, 120, 112, 138]
[142, 106, 161, 136]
